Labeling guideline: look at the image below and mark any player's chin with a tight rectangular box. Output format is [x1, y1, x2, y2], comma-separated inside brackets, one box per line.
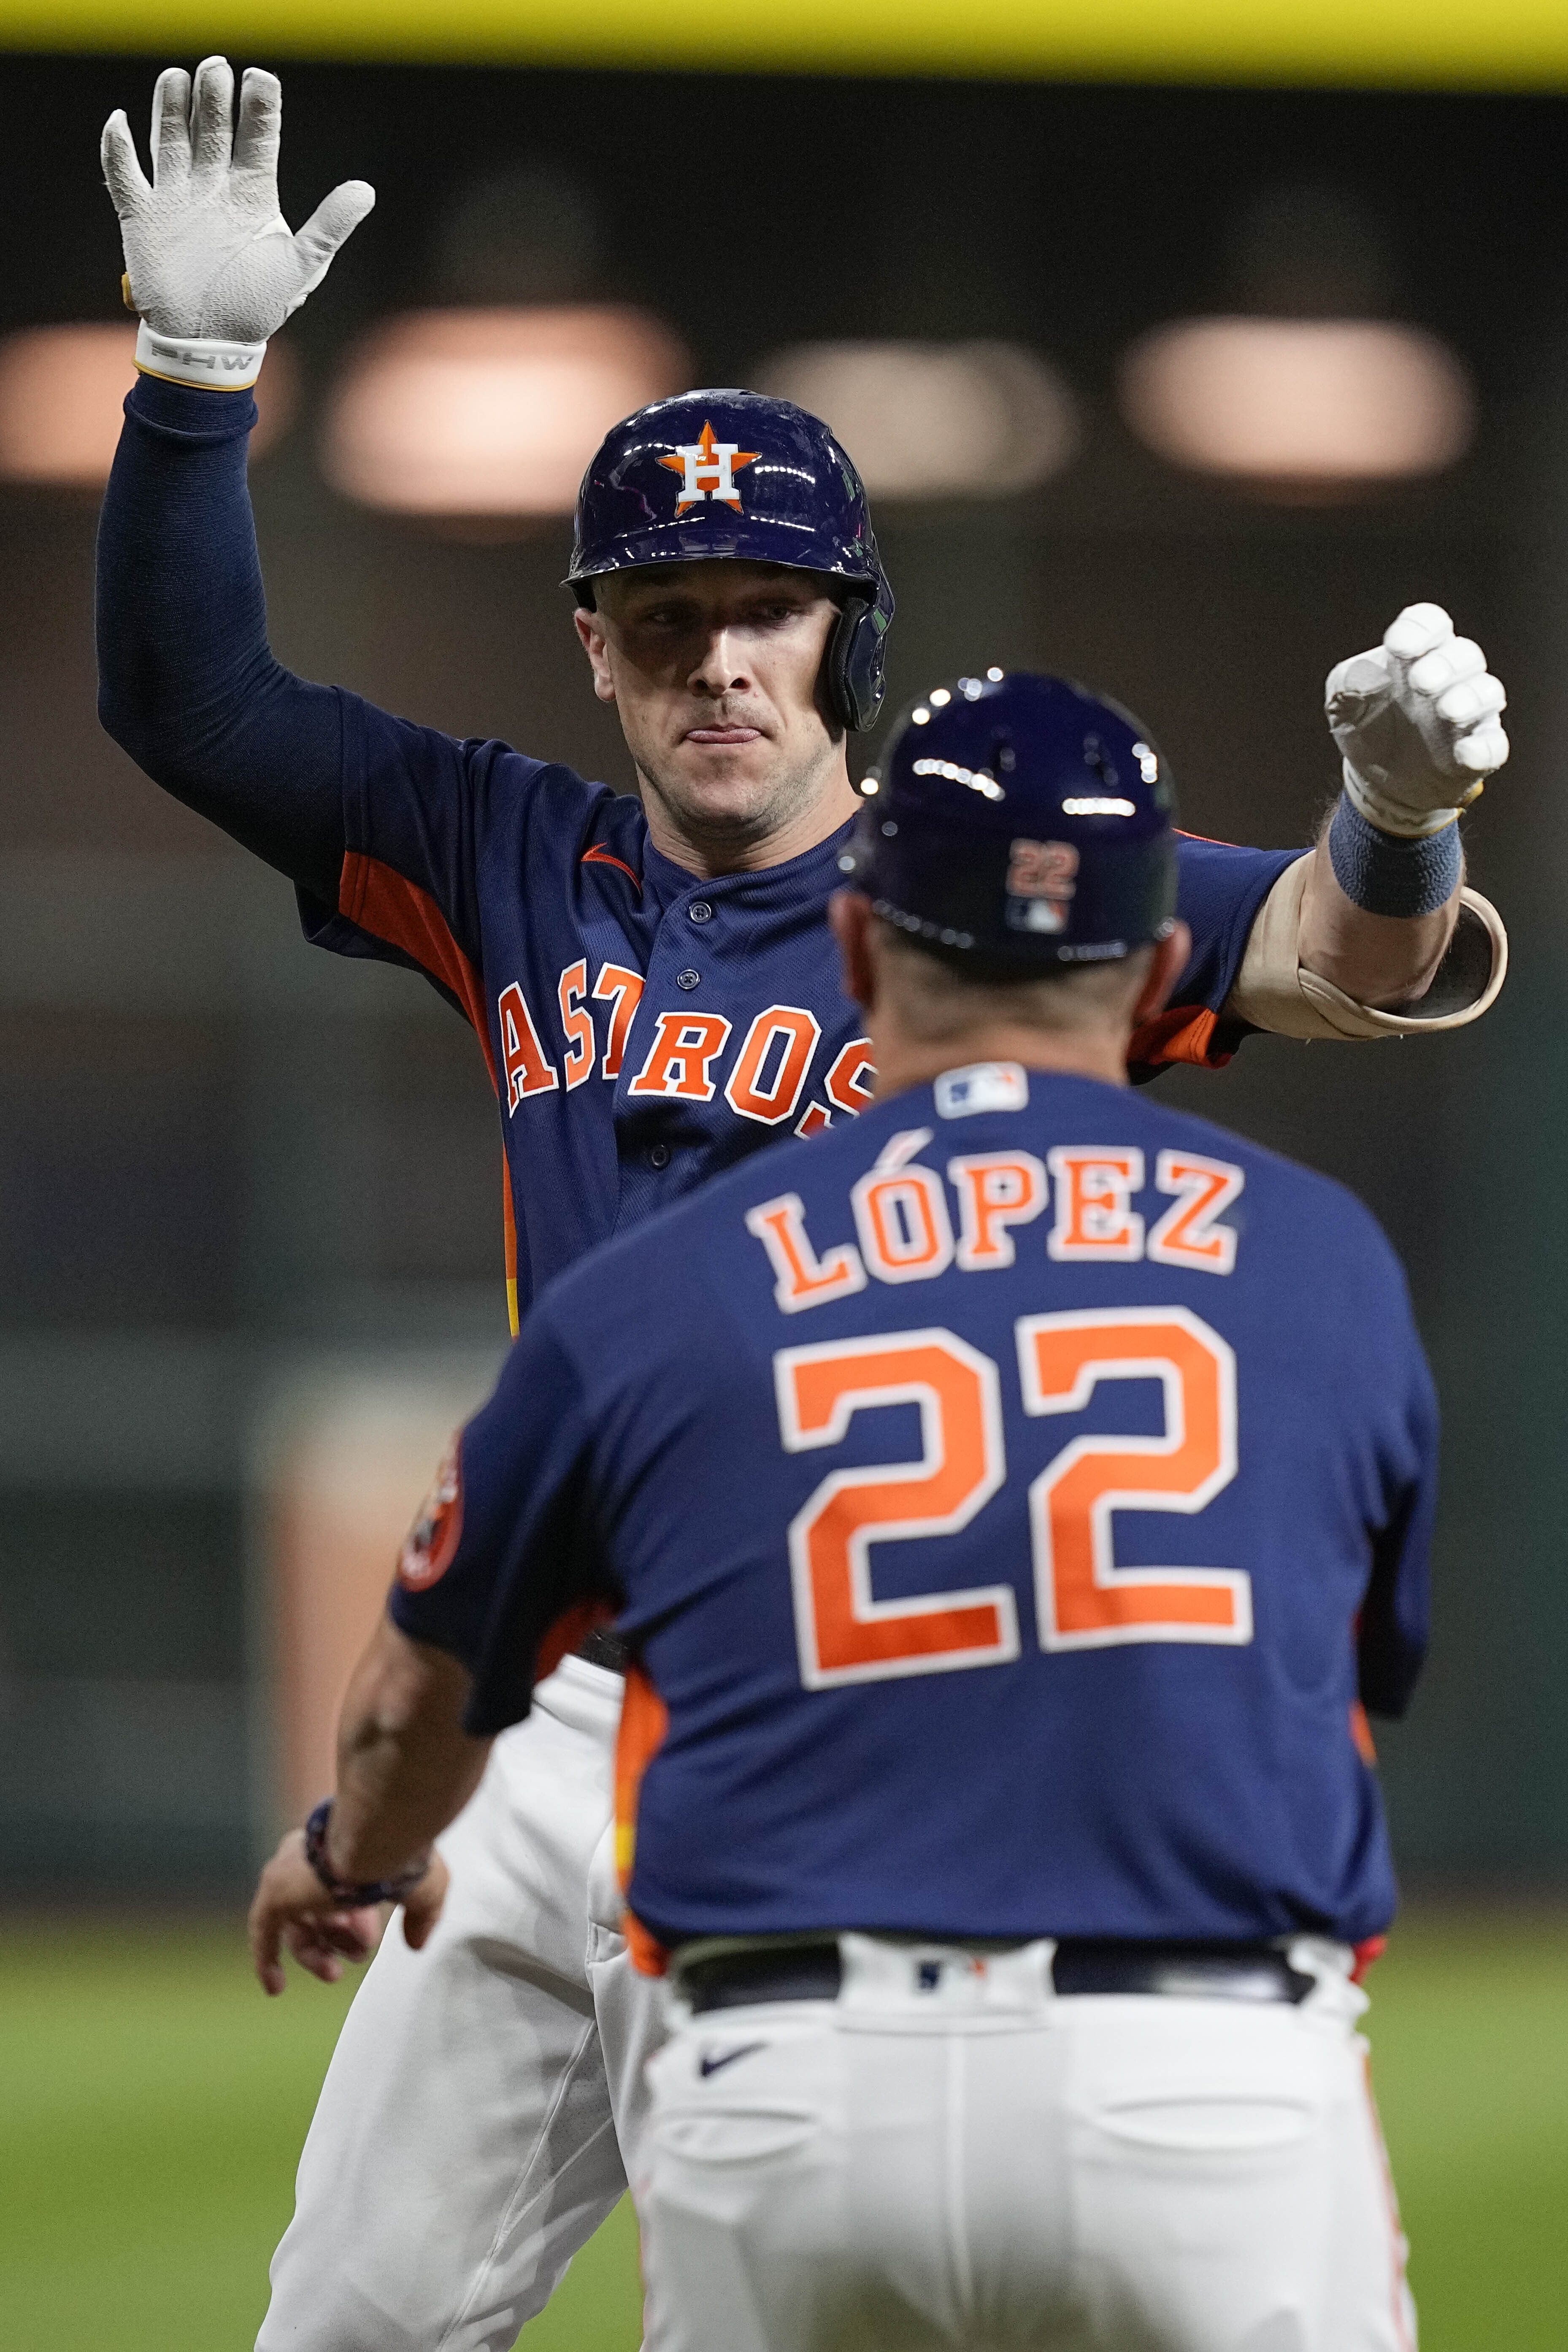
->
[665, 752, 781, 821]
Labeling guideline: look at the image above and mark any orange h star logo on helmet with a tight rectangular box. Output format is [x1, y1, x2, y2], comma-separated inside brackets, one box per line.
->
[660, 421, 760, 512]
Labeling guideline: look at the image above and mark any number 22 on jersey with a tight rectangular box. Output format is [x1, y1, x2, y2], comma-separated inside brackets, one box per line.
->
[775, 1308, 1246, 1690]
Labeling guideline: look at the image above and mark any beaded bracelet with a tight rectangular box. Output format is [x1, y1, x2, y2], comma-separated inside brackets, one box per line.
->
[303, 1798, 432, 1908]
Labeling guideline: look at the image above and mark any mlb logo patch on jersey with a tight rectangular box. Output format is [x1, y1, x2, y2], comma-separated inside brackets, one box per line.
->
[935, 1062, 1030, 1119]
[399, 1436, 464, 1591]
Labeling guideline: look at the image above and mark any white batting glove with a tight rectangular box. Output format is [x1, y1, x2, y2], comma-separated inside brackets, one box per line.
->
[1325, 603, 1509, 839]
[101, 57, 374, 389]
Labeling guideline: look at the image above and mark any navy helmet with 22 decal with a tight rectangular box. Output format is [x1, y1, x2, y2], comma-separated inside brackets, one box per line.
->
[839, 669, 1179, 972]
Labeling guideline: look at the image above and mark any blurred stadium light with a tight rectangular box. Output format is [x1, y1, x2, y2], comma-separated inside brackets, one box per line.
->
[755, 341, 1079, 500]
[0, 323, 295, 486]
[0, 326, 136, 486]
[1117, 317, 1475, 492]
[321, 305, 688, 517]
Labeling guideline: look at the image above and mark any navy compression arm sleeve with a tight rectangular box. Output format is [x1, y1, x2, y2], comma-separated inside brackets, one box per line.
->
[96, 376, 344, 903]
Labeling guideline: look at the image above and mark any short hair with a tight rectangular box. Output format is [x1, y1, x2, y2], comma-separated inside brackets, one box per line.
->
[875, 918, 1153, 1041]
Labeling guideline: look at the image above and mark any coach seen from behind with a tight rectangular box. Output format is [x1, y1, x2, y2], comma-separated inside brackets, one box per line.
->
[252, 670, 1432, 2352]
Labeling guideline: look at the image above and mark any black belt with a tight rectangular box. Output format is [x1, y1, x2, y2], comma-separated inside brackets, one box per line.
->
[575, 1629, 631, 1675]
[679, 1938, 1315, 2014]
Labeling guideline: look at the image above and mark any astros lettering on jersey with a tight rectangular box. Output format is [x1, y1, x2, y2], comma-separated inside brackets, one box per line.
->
[311, 723, 1297, 1334]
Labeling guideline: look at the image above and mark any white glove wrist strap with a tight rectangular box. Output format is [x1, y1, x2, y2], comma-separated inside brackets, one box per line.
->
[135, 319, 266, 392]
[1341, 758, 1470, 840]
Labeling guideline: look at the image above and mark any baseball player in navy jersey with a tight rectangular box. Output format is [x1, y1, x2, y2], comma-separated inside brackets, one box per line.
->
[252, 669, 1435, 2351]
[98, 59, 1495, 2352]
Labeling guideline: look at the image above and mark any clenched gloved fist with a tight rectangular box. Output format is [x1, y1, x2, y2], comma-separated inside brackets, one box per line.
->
[102, 56, 373, 384]
[1325, 603, 1509, 839]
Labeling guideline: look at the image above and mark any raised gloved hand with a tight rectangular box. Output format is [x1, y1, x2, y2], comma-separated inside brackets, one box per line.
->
[1325, 603, 1509, 839]
[102, 56, 374, 384]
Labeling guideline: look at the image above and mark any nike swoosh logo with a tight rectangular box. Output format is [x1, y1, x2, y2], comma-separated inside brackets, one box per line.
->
[699, 2041, 765, 2078]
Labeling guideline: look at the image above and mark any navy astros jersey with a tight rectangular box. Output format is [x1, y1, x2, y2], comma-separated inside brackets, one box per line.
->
[392, 1061, 1436, 1963]
[308, 710, 1295, 1328]
[97, 376, 1295, 1335]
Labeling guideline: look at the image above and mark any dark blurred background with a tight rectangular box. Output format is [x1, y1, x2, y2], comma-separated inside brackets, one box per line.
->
[1, 54, 1565, 1900]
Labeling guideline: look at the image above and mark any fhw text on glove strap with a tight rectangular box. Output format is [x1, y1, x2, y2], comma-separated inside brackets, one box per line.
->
[135, 317, 266, 391]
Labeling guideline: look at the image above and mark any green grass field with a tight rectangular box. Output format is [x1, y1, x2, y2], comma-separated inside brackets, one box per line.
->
[1, 1909, 1563, 2350]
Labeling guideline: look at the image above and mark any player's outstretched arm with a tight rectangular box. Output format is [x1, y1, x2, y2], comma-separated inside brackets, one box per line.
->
[1296, 603, 1508, 1008]
[97, 61, 374, 900]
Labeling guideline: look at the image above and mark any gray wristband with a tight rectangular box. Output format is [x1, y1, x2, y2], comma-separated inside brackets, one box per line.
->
[1327, 793, 1462, 919]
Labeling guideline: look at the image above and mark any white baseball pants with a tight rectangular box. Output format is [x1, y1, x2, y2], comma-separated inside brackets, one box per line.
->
[257, 1654, 661, 2352]
[638, 1935, 1416, 2352]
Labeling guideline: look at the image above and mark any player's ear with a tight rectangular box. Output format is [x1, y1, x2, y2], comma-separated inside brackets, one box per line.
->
[829, 889, 877, 1014]
[1130, 921, 1191, 1028]
[573, 604, 617, 704]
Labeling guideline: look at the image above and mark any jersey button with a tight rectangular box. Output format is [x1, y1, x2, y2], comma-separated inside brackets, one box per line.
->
[676, 967, 701, 990]
[688, 900, 713, 923]
[649, 1142, 672, 1170]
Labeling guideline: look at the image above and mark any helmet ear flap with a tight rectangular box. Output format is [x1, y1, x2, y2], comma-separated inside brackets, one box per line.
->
[827, 595, 885, 733]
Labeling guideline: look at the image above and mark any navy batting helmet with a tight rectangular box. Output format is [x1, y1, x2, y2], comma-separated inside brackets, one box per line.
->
[566, 389, 894, 732]
[838, 670, 1178, 970]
